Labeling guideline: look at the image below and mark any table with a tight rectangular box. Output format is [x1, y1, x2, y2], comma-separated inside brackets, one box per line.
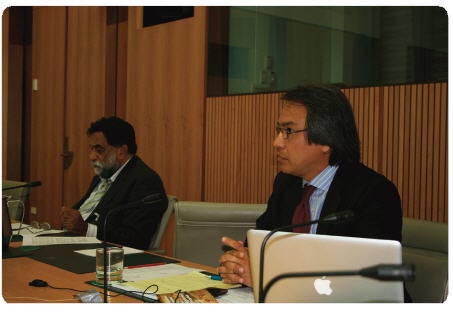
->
[2, 242, 219, 303]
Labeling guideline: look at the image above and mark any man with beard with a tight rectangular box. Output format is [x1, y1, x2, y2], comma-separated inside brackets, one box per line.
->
[59, 116, 168, 250]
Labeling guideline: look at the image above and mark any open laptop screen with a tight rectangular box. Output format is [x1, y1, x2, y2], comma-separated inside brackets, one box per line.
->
[247, 230, 404, 303]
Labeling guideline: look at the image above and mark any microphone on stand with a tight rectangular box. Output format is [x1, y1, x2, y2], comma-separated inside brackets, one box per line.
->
[2, 181, 42, 191]
[262, 263, 415, 302]
[258, 210, 354, 303]
[100, 193, 164, 303]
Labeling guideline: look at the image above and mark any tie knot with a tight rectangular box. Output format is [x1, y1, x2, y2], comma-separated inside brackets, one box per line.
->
[302, 184, 315, 198]
[99, 179, 112, 191]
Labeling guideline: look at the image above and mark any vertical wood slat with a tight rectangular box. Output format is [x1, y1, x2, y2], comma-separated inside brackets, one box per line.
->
[205, 83, 447, 223]
[438, 82, 448, 222]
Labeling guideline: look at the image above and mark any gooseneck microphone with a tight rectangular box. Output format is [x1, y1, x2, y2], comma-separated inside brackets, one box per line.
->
[258, 210, 354, 303]
[3, 181, 41, 241]
[262, 264, 415, 302]
[2, 181, 42, 191]
[101, 193, 164, 303]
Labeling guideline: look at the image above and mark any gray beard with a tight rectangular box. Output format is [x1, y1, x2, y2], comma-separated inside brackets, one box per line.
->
[98, 167, 118, 179]
[93, 152, 120, 179]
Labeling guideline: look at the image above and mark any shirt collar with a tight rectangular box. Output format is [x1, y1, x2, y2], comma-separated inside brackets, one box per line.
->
[304, 164, 339, 192]
[99, 156, 132, 183]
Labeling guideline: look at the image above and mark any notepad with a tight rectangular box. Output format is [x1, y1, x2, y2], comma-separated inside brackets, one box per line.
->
[125, 270, 240, 294]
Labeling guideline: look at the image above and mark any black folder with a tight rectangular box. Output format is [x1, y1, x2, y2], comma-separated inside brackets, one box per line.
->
[27, 243, 179, 274]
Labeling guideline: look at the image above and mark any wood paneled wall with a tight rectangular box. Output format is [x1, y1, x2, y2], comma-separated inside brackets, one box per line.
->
[344, 84, 448, 222]
[2, 9, 10, 177]
[63, 7, 110, 207]
[2, 8, 28, 181]
[204, 93, 280, 203]
[5, 7, 209, 232]
[3, 7, 447, 253]
[204, 83, 448, 223]
[124, 7, 207, 202]
[28, 7, 67, 228]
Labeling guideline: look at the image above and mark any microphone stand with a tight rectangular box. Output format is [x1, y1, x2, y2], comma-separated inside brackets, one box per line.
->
[261, 263, 415, 302]
[102, 240, 109, 303]
[258, 211, 354, 303]
[100, 193, 164, 303]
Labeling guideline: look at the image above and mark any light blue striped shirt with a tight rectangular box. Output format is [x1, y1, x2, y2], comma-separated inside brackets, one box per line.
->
[304, 165, 339, 234]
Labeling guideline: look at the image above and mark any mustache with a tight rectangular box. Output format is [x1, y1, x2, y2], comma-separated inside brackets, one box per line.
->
[92, 161, 103, 168]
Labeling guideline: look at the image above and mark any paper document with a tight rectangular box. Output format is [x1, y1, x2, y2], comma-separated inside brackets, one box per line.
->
[122, 263, 197, 281]
[125, 270, 240, 294]
[216, 286, 255, 303]
[12, 223, 67, 236]
[75, 247, 143, 257]
[22, 235, 101, 246]
[103, 263, 248, 303]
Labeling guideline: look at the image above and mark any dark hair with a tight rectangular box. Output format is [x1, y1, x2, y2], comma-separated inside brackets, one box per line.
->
[282, 84, 360, 165]
[87, 116, 137, 154]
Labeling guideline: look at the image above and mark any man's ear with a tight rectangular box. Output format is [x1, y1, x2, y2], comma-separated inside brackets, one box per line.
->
[321, 144, 331, 154]
[117, 144, 129, 159]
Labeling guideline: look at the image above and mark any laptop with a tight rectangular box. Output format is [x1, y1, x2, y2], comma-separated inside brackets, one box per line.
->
[247, 229, 404, 303]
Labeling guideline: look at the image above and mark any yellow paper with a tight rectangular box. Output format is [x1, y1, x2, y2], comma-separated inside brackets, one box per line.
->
[126, 271, 240, 294]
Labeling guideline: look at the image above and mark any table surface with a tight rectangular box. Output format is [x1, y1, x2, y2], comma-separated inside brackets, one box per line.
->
[2, 242, 217, 303]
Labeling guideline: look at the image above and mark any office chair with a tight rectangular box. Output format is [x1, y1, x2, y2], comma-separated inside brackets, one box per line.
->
[148, 195, 178, 251]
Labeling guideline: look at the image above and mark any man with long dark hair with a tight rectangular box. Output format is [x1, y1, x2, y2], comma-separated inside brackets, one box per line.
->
[218, 84, 405, 298]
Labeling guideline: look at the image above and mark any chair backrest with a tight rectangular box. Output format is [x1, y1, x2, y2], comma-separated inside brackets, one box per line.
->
[148, 195, 178, 250]
[173, 201, 267, 267]
[401, 217, 448, 302]
[2, 180, 31, 221]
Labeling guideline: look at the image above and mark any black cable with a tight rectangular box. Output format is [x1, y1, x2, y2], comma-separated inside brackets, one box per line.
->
[99, 283, 159, 302]
[32, 279, 160, 302]
[47, 284, 86, 293]
[142, 284, 159, 302]
[174, 289, 182, 302]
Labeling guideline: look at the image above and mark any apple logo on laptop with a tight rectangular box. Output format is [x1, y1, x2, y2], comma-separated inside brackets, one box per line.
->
[314, 276, 333, 295]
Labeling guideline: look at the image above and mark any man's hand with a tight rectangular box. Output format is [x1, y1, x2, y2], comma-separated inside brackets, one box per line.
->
[217, 236, 252, 287]
[59, 207, 88, 235]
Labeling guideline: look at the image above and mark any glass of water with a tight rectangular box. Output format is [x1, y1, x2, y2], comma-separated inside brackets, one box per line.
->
[95, 247, 124, 284]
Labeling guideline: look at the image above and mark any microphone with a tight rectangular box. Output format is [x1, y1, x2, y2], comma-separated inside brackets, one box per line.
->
[262, 263, 415, 302]
[2, 181, 42, 191]
[100, 192, 164, 303]
[102, 193, 163, 216]
[359, 263, 415, 281]
[100, 192, 164, 243]
[258, 210, 354, 303]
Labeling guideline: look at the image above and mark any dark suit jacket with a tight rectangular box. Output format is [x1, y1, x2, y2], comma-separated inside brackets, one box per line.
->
[73, 155, 168, 250]
[256, 162, 402, 242]
[256, 162, 411, 302]
[256, 163, 412, 302]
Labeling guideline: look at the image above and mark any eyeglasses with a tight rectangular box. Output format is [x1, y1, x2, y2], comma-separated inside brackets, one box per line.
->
[30, 221, 51, 231]
[275, 125, 308, 140]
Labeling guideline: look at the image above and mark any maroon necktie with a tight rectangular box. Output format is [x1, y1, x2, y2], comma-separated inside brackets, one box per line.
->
[292, 184, 316, 233]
